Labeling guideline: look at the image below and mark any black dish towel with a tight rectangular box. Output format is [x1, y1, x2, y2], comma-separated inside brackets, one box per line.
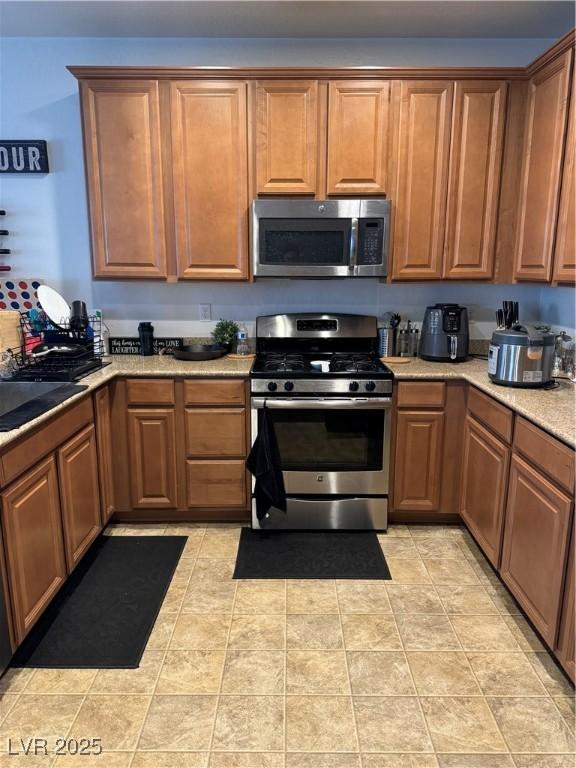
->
[247, 405, 287, 520]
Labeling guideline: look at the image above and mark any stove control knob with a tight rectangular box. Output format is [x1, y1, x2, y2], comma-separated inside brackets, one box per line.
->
[267, 382, 277, 392]
[349, 381, 359, 392]
[365, 381, 376, 392]
[284, 381, 294, 392]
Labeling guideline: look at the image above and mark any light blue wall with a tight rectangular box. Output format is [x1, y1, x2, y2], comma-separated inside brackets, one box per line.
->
[0, 35, 572, 337]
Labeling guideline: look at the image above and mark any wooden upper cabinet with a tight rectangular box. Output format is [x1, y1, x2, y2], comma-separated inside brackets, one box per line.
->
[327, 81, 390, 195]
[256, 80, 319, 194]
[170, 81, 249, 280]
[513, 50, 573, 281]
[391, 81, 453, 280]
[553, 72, 576, 283]
[58, 425, 102, 573]
[1, 457, 66, 644]
[501, 454, 573, 646]
[444, 81, 507, 280]
[80, 79, 168, 279]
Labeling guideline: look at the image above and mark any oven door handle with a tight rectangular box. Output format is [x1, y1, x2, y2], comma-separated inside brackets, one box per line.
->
[251, 397, 392, 410]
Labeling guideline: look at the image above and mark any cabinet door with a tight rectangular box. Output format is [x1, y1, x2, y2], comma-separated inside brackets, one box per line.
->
[1, 457, 66, 644]
[80, 79, 167, 279]
[94, 386, 115, 524]
[185, 408, 246, 457]
[460, 415, 510, 568]
[128, 408, 178, 508]
[556, 529, 575, 682]
[444, 81, 507, 280]
[391, 81, 453, 280]
[327, 81, 390, 195]
[171, 81, 249, 280]
[513, 50, 572, 281]
[186, 460, 247, 508]
[256, 80, 319, 194]
[58, 425, 102, 573]
[501, 454, 573, 646]
[553, 74, 576, 284]
[393, 410, 444, 512]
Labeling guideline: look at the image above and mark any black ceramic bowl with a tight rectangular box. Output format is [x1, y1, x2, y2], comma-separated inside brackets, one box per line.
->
[173, 344, 227, 361]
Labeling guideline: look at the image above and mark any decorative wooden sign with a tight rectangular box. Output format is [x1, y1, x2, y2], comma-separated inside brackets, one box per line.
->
[108, 336, 184, 355]
[0, 141, 49, 173]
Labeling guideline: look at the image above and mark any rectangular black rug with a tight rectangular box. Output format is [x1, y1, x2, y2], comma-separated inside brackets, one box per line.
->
[11, 535, 186, 669]
[233, 528, 391, 579]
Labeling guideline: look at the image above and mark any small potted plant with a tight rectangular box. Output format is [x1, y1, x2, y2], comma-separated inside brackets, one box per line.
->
[212, 319, 240, 353]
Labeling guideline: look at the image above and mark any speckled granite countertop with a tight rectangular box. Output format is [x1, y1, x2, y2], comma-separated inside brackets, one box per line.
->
[0, 354, 253, 450]
[387, 357, 576, 448]
[0, 354, 574, 451]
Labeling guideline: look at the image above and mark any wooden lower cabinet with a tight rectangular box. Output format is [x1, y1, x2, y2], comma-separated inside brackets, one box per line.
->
[58, 424, 102, 573]
[185, 408, 246, 457]
[500, 454, 573, 646]
[393, 410, 444, 512]
[1, 456, 67, 644]
[556, 530, 575, 682]
[186, 460, 246, 508]
[460, 415, 510, 568]
[94, 386, 115, 523]
[128, 408, 178, 508]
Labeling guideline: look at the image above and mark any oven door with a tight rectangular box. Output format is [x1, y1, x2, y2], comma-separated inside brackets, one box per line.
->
[251, 397, 391, 496]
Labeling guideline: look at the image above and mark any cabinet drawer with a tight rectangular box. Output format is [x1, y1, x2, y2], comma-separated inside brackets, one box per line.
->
[126, 378, 175, 405]
[514, 416, 574, 493]
[185, 408, 246, 457]
[184, 379, 246, 406]
[397, 381, 445, 409]
[467, 386, 513, 443]
[0, 398, 93, 488]
[186, 460, 247, 508]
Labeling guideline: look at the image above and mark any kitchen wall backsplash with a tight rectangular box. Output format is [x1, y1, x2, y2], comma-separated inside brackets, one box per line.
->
[89, 279, 544, 340]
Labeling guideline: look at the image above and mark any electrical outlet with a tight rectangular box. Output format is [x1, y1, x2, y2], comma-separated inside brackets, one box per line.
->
[199, 304, 211, 322]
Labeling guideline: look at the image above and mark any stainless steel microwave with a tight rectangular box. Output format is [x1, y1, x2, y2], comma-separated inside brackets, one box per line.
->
[251, 199, 390, 278]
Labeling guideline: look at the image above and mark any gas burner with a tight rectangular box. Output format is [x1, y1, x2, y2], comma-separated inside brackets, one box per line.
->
[263, 353, 306, 373]
[330, 354, 380, 374]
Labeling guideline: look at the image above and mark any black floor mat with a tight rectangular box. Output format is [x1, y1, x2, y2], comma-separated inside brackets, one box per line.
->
[11, 535, 186, 669]
[233, 528, 391, 579]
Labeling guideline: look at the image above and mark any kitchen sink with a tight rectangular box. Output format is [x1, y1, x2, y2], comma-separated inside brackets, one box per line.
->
[0, 381, 88, 431]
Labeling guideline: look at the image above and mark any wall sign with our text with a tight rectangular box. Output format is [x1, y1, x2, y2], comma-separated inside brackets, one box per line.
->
[0, 141, 49, 173]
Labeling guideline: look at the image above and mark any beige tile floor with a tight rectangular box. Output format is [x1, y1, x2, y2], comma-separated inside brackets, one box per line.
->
[0, 522, 574, 767]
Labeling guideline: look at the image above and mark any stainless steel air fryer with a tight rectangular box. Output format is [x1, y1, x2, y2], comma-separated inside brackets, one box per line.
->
[488, 326, 555, 387]
[419, 304, 469, 362]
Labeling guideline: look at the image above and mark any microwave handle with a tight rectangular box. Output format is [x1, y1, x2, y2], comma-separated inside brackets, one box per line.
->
[349, 218, 358, 274]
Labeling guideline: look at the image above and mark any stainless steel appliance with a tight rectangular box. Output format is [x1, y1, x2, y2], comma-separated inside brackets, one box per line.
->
[250, 313, 393, 531]
[419, 304, 469, 362]
[252, 199, 390, 278]
[488, 325, 555, 387]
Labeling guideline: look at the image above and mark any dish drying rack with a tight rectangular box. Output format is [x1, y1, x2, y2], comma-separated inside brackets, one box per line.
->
[7, 311, 107, 381]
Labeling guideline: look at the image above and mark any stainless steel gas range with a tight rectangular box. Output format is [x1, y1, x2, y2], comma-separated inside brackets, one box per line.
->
[250, 313, 394, 531]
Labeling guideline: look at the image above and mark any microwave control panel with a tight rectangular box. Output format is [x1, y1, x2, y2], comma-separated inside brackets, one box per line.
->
[357, 218, 384, 266]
